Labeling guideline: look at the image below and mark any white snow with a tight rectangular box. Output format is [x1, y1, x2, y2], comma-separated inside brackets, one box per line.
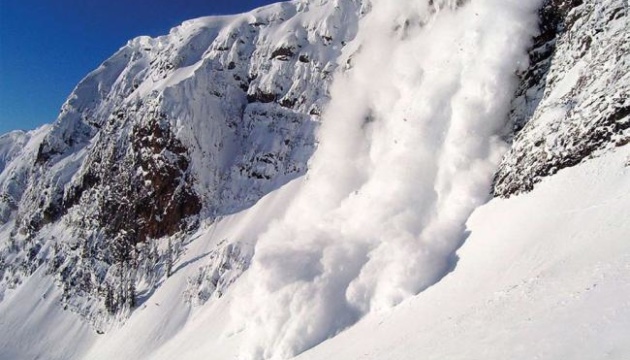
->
[495, 0, 630, 195]
[0, 267, 96, 360]
[1, 127, 629, 360]
[6, 122, 624, 360]
[294, 144, 630, 360]
[1, 1, 629, 360]
[233, 0, 542, 358]
[0, 125, 50, 222]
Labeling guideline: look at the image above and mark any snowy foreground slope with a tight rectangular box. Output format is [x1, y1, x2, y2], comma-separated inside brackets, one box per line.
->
[296, 147, 630, 360]
[1, 0, 630, 359]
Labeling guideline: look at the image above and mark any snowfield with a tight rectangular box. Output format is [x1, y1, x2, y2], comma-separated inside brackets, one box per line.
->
[1, 0, 629, 359]
[2, 122, 629, 360]
[295, 145, 630, 360]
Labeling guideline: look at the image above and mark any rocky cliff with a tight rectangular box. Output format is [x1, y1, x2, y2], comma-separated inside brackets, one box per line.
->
[495, 0, 629, 196]
[0, 0, 364, 325]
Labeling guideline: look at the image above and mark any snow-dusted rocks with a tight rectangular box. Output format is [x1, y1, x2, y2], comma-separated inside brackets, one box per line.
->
[495, 0, 630, 196]
[0, 130, 34, 222]
[0, 0, 361, 326]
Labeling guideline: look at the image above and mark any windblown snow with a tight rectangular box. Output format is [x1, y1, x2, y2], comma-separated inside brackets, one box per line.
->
[1, 0, 629, 360]
[234, 0, 541, 358]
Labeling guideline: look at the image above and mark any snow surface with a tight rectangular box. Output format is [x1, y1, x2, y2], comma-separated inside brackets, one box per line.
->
[1, 0, 629, 359]
[295, 144, 630, 360]
[3, 117, 628, 360]
[233, 0, 542, 357]
[0, 125, 50, 222]
[1, 0, 361, 331]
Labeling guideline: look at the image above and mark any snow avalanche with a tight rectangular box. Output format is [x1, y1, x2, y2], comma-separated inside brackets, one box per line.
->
[234, 0, 542, 358]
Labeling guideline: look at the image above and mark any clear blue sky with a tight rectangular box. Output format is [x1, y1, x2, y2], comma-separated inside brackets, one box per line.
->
[0, 0, 280, 135]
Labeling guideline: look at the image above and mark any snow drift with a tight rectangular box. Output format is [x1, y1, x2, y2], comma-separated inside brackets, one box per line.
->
[235, 0, 542, 358]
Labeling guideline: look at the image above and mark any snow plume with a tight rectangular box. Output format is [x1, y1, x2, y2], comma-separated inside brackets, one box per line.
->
[234, 0, 541, 358]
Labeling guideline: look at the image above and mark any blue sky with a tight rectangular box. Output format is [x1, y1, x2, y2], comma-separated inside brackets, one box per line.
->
[0, 0, 280, 135]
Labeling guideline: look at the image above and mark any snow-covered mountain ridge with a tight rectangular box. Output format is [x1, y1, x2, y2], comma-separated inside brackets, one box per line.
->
[1, 0, 363, 322]
[0, 0, 629, 359]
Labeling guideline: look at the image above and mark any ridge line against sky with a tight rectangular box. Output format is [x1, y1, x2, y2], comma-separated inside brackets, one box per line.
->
[0, 0, 281, 135]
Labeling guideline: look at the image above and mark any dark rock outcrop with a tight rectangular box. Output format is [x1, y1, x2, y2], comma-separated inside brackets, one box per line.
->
[494, 0, 629, 197]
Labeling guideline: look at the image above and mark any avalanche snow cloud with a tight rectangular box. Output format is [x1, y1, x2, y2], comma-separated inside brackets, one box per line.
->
[234, 0, 542, 358]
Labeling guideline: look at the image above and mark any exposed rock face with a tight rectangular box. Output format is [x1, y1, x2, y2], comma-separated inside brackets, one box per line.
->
[494, 0, 630, 197]
[0, 131, 33, 223]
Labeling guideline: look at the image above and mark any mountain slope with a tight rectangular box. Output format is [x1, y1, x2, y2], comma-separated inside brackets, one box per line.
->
[0, 0, 363, 326]
[0, 0, 629, 359]
[295, 145, 630, 360]
[495, 0, 630, 196]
